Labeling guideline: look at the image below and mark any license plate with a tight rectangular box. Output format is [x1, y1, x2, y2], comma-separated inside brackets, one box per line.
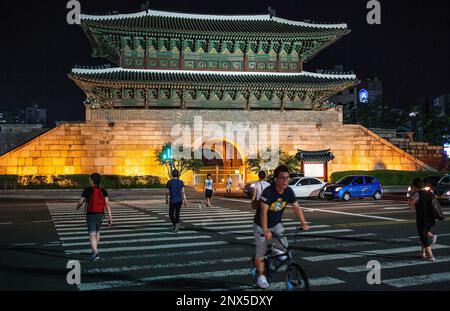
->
[324, 192, 332, 195]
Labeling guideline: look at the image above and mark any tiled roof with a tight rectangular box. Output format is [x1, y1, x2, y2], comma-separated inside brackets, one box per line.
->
[70, 68, 358, 89]
[296, 149, 335, 162]
[81, 9, 349, 37]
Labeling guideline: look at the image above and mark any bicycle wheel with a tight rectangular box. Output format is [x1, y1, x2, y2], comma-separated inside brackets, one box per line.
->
[285, 263, 309, 291]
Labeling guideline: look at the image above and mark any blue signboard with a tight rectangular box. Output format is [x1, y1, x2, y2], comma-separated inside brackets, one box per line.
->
[445, 143, 450, 158]
[359, 89, 369, 103]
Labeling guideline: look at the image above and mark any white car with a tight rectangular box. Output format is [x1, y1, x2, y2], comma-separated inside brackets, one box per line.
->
[288, 177, 327, 199]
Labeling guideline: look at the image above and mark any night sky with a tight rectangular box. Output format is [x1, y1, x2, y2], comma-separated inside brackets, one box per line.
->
[0, 0, 449, 125]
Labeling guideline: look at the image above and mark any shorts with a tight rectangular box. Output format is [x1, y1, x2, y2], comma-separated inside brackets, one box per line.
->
[86, 214, 104, 234]
[205, 189, 213, 198]
[253, 223, 286, 259]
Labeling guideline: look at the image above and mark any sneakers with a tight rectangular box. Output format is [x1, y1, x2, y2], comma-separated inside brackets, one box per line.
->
[174, 223, 180, 233]
[432, 235, 438, 245]
[256, 275, 270, 289]
[89, 252, 100, 261]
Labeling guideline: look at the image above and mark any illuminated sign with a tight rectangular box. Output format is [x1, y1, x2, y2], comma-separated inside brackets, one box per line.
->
[359, 89, 369, 103]
[445, 143, 450, 158]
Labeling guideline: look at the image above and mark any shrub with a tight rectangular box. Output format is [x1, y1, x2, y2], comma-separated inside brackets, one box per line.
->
[0, 175, 165, 189]
[331, 170, 448, 186]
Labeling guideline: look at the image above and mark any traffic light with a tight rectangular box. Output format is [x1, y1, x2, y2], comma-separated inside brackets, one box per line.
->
[161, 146, 173, 161]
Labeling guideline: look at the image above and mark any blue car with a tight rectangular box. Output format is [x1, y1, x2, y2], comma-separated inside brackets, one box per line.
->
[323, 175, 383, 201]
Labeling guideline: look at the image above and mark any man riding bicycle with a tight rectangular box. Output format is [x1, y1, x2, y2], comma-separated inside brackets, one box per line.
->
[253, 165, 310, 289]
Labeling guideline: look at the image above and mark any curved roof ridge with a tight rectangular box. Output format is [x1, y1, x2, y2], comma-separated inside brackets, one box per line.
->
[71, 67, 357, 80]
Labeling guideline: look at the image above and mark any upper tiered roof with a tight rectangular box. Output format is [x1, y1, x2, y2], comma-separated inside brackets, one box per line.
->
[81, 9, 349, 35]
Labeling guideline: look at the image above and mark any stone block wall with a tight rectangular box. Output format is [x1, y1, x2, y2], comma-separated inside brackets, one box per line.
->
[0, 109, 434, 184]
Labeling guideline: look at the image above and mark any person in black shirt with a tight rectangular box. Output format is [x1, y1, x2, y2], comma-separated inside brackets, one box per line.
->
[410, 178, 437, 262]
[76, 173, 112, 261]
[253, 165, 309, 289]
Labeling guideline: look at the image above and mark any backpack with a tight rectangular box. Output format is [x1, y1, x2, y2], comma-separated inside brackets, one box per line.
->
[87, 187, 106, 214]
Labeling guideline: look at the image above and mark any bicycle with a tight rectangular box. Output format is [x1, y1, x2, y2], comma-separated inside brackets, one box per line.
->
[250, 227, 309, 291]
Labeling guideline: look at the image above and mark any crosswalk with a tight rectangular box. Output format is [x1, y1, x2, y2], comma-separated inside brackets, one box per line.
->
[46, 200, 450, 291]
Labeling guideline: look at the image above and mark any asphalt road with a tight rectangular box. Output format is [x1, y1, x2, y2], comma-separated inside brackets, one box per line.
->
[1, 193, 449, 291]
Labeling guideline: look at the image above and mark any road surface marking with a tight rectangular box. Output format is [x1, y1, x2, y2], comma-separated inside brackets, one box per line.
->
[60, 230, 199, 241]
[12, 243, 36, 246]
[62, 235, 212, 247]
[303, 244, 450, 262]
[335, 220, 416, 228]
[226, 228, 352, 236]
[302, 208, 406, 221]
[105, 247, 247, 262]
[57, 227, 175, 236]
[0, 222, 12, 225]
[52, 216, 159, 224]
[86, 257, 251, 274]
[338, 255, 450, 273]
[54, 220, 166, 228]
[66, 240, 229, 254]
[79, 269, 345, 291]
[202, 221, 303, 230]
[55, 223, 168, 231]
[384, 272, 450, 288]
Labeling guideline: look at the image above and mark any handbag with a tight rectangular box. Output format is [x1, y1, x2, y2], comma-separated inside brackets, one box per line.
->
[431, 194, 445, 221]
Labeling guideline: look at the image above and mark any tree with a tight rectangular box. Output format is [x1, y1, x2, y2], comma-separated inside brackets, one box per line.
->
[246, 148, 301, 175]
[155, 143, 202, 179]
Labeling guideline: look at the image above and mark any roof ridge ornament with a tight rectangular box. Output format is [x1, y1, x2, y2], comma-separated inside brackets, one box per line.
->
[141, 1, 151, 14]
[268, 6, 276, 19]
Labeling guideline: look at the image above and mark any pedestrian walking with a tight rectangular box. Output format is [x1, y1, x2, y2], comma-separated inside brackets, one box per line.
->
[76, 173, 112, 261]
[410, 178, 438, 262]
[226, 175, 233, 193]
[251, 171, 271, 210]
[204, 174, 215, 207]
[165, 170, 188, 233]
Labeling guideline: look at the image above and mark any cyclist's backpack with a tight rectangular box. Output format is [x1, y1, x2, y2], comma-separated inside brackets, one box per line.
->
[87, 187, 105, 214]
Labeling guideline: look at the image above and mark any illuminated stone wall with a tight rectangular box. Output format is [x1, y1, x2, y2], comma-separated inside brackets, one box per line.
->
[0, 109, 434, 184]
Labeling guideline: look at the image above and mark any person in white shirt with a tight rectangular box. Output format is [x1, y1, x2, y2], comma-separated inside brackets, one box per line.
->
[226, 175, 233, 193]
[251, 171, 271, 209]
[203, 174, 215, 207]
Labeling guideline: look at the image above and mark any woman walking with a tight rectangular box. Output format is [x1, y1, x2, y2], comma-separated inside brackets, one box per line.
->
[410, 178, 438, 262]
[204, 174, 215, 207]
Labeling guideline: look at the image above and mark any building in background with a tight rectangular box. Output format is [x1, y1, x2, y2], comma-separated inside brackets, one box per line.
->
[16, 104, 47, 125]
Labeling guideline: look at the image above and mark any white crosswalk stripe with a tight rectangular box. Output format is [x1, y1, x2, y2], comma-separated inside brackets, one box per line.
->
[46, 201, 450, 290]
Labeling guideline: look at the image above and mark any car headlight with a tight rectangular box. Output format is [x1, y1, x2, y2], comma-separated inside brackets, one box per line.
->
[425, 186, 431, 191]
[335, 187, 342, 192]
[407, 186, 411, 192]
[446, 191, 450, 196]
